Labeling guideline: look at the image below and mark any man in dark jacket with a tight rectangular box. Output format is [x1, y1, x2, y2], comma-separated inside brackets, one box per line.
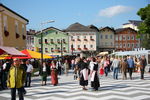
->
[140, 55, 147, 79]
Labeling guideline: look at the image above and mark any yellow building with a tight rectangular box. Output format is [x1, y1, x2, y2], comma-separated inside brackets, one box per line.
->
[0, 4, 29, 50]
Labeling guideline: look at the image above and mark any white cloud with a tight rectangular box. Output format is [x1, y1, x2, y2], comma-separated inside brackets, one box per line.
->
[99, 5, 133, 17]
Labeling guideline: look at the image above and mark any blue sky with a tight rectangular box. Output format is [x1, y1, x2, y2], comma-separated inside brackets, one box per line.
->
[1, 0, 149, 30]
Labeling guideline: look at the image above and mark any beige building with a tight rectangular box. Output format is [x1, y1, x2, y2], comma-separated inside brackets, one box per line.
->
[64, 23, 99, 56]
[0, 4, 28, 50]
[99, 27, 115, 53]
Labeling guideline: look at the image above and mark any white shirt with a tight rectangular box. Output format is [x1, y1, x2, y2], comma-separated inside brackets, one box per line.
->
[26, 64, 33, 73]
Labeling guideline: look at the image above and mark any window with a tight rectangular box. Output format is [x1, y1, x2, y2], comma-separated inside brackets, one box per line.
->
[131, 35, 134, 40]
[78, 45, 80, 48]
[71, 36, 73, 39]
[51, 48, 54, 52]
[77, 36, 80, 39]
[63, 47, 66, 50]
[3, 16, 8, 31]
[57, 39, 60, 42]
[31, 37, 34, 44]
[84, 36, 86, 39]
[15, 21, 18, 33]
[119, 35, 122, 40]
[111, 42, 113, 46]
[115, 35, 118, 41]
[90, 36, 93, 39]
[105, 42, 107, 46]
[63, 39, 66, 43]
[120, 43, 122, 48]
[123, 43, 126, 47]
[131, 43, 134, 48]
[90, 45, 93, 48]
[110, 35, 113, 39]
[123, 35, 126, 40]
[45, 39, 48, 43]
[127, 36, 130, 40]
[128, 43, 130, 48]
[115, 43, 118, 48]
[101, 35, 103, 39]
[45, 48, 48, 52]
[84, 45, 86, 48]
[105, 35, 108, 39]
[22, 25, 25, 35]
[50, 39, 53, 42]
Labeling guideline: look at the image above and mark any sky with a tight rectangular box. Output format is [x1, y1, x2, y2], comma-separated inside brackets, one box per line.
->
[0, 0, 149, 30]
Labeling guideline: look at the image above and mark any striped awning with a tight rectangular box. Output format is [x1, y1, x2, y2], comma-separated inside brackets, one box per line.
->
[0, 46, 26, 56]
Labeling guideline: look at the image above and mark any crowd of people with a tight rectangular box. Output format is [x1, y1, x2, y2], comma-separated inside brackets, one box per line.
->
[0, 55, 148, 100]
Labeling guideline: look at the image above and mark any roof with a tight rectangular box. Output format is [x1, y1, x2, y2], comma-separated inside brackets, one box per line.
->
[115, 27, 137, 33]
[129, 20, 142, 26]
[123, 20, 142, 26]
[64, 22, 97, 32]
[87, 25, 99, 32]
[0, 3, 29, 23]
[0, 46, 26, 56]
[99, 26, 115, 32]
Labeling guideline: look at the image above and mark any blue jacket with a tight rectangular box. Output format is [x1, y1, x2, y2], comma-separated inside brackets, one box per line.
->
[127, 58, 135, 68]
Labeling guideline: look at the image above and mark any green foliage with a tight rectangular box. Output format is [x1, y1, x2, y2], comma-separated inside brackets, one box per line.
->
[137, 4, 150, 49]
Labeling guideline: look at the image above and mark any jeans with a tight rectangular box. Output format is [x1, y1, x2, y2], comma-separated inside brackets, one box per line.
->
[128, 68, 133, 79]
[11, 87, 24, 100]
[140, 67, 145, 79]
[113, 67, 119, 79]
[25, 72, 31, 87]
[104, 67, 108, 76]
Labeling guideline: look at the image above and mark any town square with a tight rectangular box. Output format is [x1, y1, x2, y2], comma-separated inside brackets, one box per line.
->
[0, 0, 150, 100]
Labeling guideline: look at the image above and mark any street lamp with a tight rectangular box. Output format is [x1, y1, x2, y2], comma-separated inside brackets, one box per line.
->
[40, 20, 55, 65]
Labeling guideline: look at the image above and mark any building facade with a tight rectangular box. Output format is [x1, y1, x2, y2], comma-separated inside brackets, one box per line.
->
[26, 29, 36, 51]
[122, 20, 142, 31]
[34, 27, 69, 56]
[115, 28, 140, 51]
[99, 27, 115, 53]
[0, 4, 28, 50]
[64, 22, 99, 57]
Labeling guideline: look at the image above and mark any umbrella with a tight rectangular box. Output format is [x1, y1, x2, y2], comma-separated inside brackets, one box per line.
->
[21, 49, 53, 59]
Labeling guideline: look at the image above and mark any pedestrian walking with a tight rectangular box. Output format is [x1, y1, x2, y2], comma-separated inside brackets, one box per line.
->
[120, 57, 128, 80]
[127, 56, 135, 80]
[25, 60, 33, 87]
[111, 56, 120, 80]
[56, 60, 62, 75]
[7, 58, 26, 100]
[140, 55, 147, 79]
[63, 60, 69, 76]
[90, 58, 100, 91]
[50, 61, 58, 86]
[40, 61, 50, 86]
[78, 58, 89, 90]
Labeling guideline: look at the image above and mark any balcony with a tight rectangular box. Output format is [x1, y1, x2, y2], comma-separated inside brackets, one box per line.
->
[45, 41, 48, 44]
[45, 51, 48, 53]
[78, 48, 81, 50]
[71, 48, 75, 50]
[84, 39, 88, 41]
[77, 39, 81, 41]
[90, 39, 94, 41]
[55, 49, 61, 52]
[84, 48, 88, 50]
[64, 50, 67, 52]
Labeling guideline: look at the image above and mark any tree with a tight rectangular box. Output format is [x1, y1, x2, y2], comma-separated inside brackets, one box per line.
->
[137, 4, 150, 49]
